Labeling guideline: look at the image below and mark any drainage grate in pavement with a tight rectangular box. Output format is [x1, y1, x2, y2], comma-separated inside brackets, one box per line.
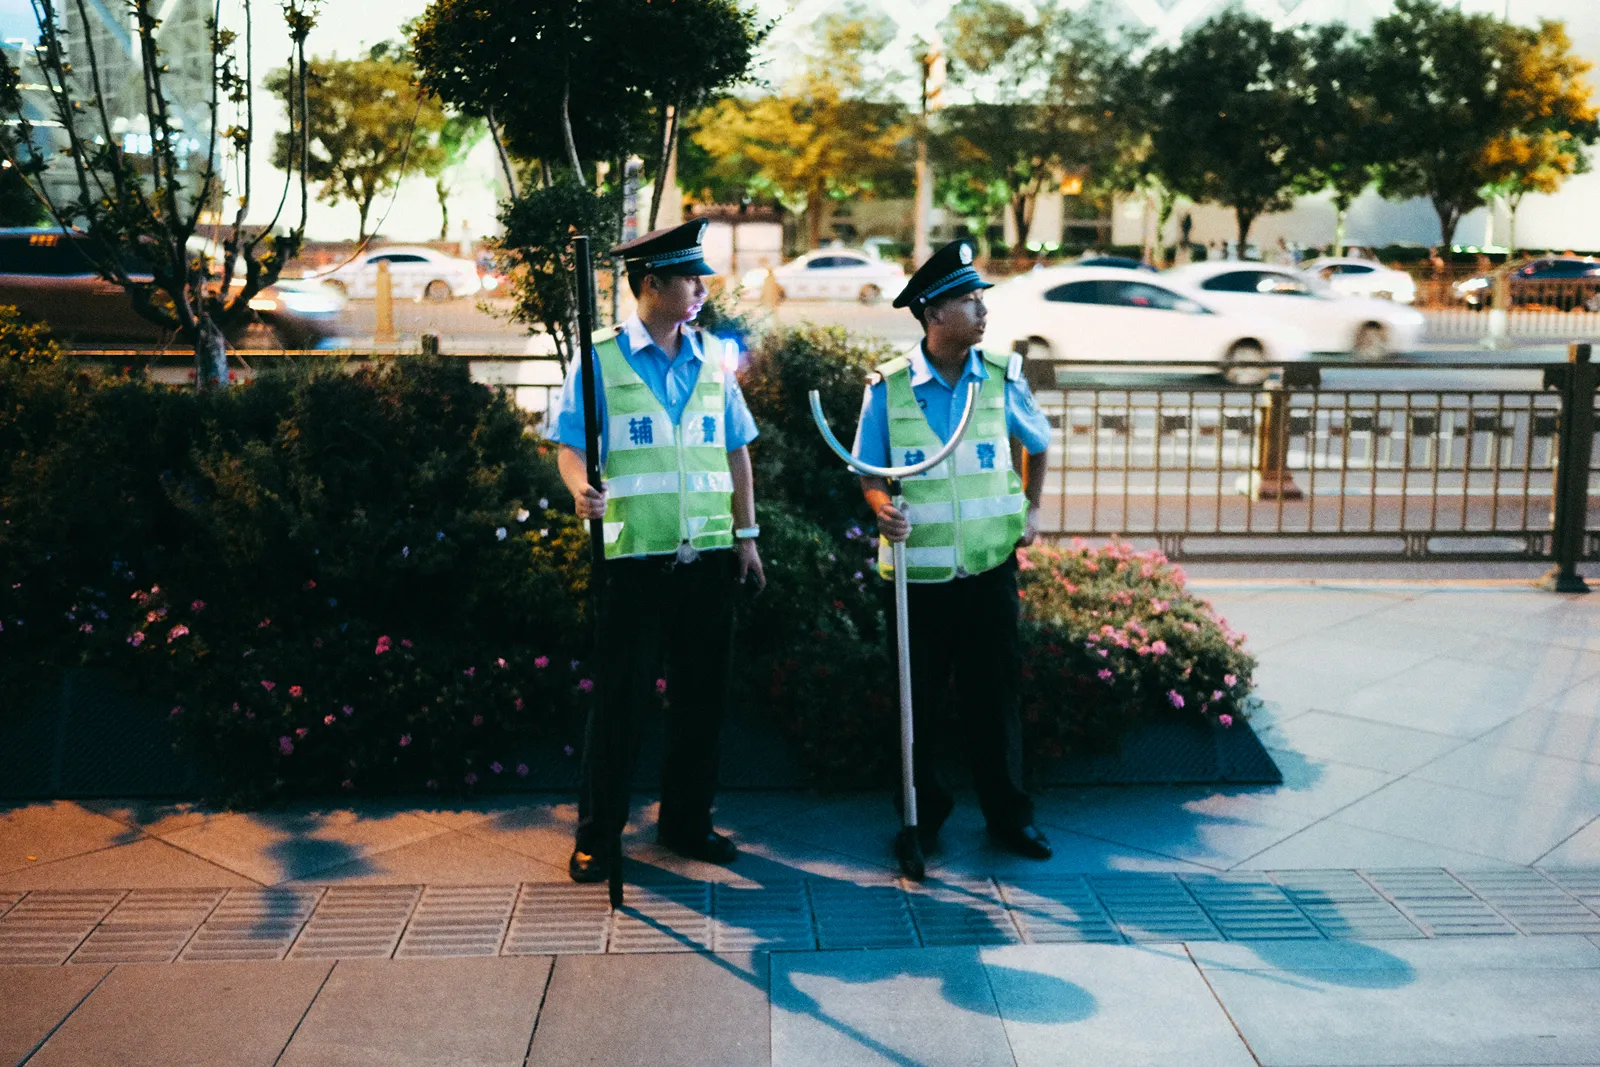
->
[287, 885, 421, 960]
[1180, 874, 1322, 941]
[395, 885, 516, 958]
[0, 890, 126, 965]
[180, 888, 323, 961]
[1269, 870, 1425, 940]
[998, 878, 1123, 943]
[1451, 870, 1600, 936]
[712, 881, 813, 952]
[1360, 869, 1518, 937]
[1541, 868, 1600, 914]
[610, 880, 713, 952]
[504, 883, 610, 955]
[904, 877, 1021, 946]
[0, 892, 22, 920]
[1088, 874, 1222, 942]
[809, 881, 919, 950]
[69, 889, 225, 964]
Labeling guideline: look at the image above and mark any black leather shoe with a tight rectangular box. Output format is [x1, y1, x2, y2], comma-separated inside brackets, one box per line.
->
[568, 847, 609, 883]
[915, 793, 955, 851]
[989, 823, 1053, 860]
[659, 829, 738, 865]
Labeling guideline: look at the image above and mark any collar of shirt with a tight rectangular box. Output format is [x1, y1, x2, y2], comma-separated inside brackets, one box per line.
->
[622, 314, 702, 367]
[909, 341, 989, 390]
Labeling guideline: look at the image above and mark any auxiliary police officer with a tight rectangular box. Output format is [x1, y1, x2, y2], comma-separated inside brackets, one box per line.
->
[551, 220, 765, 883]
[852, 239, 1054, 860]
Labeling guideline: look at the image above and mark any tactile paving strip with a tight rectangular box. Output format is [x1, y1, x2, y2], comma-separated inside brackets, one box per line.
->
[504, 883, 610, 955]
[610, 881, 713, 952]
[809, 881, 918, 950]
[0, 892, 22, 920]
[1540, 869, 1600, 914]
[904, 877, 1021, 946]
[395, 885, 516, 958]
[287, 885, 421, 959]
[180, 887, 322, 961]
[1270, 870, 1425, 940]
[1088, 874, 1222, 942]
[1360, 869, 1517, 937]
[1180, 874, 1322, 940]
[713, 882, 813, 952]
[1450, 870, 1600, 936]
[0, 890, 125, 965]
[998, 878, 1123, 943]
[70, 889, 225, 964]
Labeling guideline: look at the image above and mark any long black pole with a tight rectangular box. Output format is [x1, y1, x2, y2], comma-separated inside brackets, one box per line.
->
[572, 235, 622, 908]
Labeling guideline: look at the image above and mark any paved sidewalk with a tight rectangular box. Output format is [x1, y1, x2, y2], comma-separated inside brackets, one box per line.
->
[3, 583, 1600, 1065]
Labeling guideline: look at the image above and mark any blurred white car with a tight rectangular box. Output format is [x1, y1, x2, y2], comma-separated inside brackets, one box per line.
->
[322, 246, 483, 302]
[740, 248, 906, 304]
[1300, 257, 1418, 304]
[1166, 262, 1423, 359]
[983, 266, 1308, 388]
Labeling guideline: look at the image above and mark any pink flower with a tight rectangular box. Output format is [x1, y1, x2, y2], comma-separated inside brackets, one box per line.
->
[401, 638, 413, 649]
[655, 678, 667, 695]
[278, 736, 294, 755]
[1150, 598, 1169, 613]
[1098, 649, 1109, 658]
[288, 685, 303, 698]
[257, 617, 271, 628]
[190, 599, 205, 612]
[167, 623, 189, 642]
[261, 680, 275, 692]
[1167, 690, 1185, 709]
[169, 705, 183, 717]
[513, 697, 524, 711]
[128, 631, 145, 646]
[495, 657, 507, 669]
[313, 637, 323, 648]
[342, 705, 354, 716]
[1149, 639, 1168, 656]
[464, 666, 476, 677]
[1218, 714, 1234, 727]
[374, 635, 392, 655]
[341, 779, 354, 790]
[295, 727, 308, 738]
[131, 590, 148, 604]
[464, 772, 478, 785]
[323, 714, 335, 725]
[1224, 673, 1238, 688]
[516, 763, 530, 777]
[399, 734, 411, 747]
[490, 761, 503, 774]
[1097, 668, 1113, 681]
[534, 656, 549, 669]
[471, 714, 483, 726]
[578, 679, 594, 693]
[150, 585, 161, 594]
[79, 622, 94, 633]
[302, 579, 316, 590]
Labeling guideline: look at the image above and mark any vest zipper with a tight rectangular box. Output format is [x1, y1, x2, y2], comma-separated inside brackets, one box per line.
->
[676, 411, 689, 546]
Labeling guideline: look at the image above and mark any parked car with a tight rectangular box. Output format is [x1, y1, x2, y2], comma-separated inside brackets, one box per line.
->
[983, 265, 1308, 388]
[1454, 257, 1600, 310]
[1075, 255, 1157, 272]
[0, 226, 347, 348]
[1301, 257, 1418, 304]
[739, 248, 906, 304]
[320, 245, 483, 302]
[1166, 261, 1423, 359]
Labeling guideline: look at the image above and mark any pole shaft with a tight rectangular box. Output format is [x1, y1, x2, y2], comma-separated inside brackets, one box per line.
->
[890, 482, 916, 829]
[1545, 342, 1594, 593]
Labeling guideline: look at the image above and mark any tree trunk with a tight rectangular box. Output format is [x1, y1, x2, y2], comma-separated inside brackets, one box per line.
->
[1433, 198, 1462, 249]
[1333, 196, 1350, 257]
[1507, 194, 1524, 256]
[486, 107, 518, 198]
[194, 313, 228, 392]
[437, 177, 450, 241]
[648, 103, 678, 231]
[806, 188, 823, 250]
[1235, 209, 1258, 254]
[560, 75, 583, 182]
[357, 197, 373, 241]
[1011, 194, 1029, 253]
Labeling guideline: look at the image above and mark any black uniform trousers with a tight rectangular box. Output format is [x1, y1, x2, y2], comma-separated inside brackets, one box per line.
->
[886, 553, 1033, 832]
[576, 550, 737, 853]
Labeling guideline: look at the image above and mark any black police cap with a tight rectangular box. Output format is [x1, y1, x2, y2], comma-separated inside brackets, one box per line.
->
[892, 239, 993, 312]
[610, 219, 716, 276]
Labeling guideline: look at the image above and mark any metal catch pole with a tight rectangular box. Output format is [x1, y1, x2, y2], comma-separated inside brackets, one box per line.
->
[1541, 341, 1595, 593]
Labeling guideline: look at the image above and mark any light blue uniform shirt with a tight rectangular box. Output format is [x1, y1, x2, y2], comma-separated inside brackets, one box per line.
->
[549, 315, 759, 464]
[852, 343, 1052, 467]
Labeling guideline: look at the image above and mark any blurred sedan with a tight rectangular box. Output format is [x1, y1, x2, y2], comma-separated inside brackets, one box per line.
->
[322, 246, 483, 302]
[1454, 257, 1600, 310]
[740, 248, 906, 304]
[983, 266, 1308, 388]
[1167, 262, 1423, 359]
[1301, 257, 1418, 304]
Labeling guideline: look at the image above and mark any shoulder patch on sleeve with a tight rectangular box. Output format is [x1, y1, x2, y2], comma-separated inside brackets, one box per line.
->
[1007, 353, 1024, 382]
[866, 371, 883, 386]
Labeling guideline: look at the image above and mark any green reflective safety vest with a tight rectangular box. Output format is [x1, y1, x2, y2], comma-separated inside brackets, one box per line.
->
[596, 329, 735, 560]
[877, 350, 1028, 583]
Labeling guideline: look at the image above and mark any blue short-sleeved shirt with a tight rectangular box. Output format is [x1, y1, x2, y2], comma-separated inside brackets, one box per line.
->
[548, 315, 759, 464]
[852, 343, 1052, 467]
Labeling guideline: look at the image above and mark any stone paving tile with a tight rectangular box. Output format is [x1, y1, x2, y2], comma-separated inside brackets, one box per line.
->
[179, 886, 322, 961]
[0, 963, 109, 1067]
[1336, 776, 1599, 865]
[1086, 873, 1222, 942]
[0, 890, 21, 919]
[1542, 867, 1600, 912]
[902, 876, 1022, 946]
[1360, 868, 1519, 937]
[1452, 869, 1600, 936]
[996, 877, 1124, 943]
[68, 888, 224, 964]
[0, 837, 259, 890]
[610, 879, 713, 952]
[0, 889, 125, 964]
[503, 881, 610, 955]
[713, 880, 814, 952]
[1179, 872, 1323, 940]
[1269, 869, 1426, 939]
[1255, 709, 1467, 775]
[155, 807, 449, 885]
[394, 884, 515, 958]
[808, 879, 919, 950]
[0, 802, 143, 875]
[286, 884, 420, 959]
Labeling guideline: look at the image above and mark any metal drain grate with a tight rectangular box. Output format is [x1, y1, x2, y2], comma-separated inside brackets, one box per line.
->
[180, 887, 322, 961]
[1540, 869, 1600, 914]
[0, 892, 22, 920]
[70, 889, 224, 964]
[504, 883, 610, 955]
[395, 885, 516, 958]
[712, 882, 813, 952]
[810, 881, 918, 950]
[1360, 869, 1517, 937]
[287, 885, 421, 959]
[1269, 870, 1424, 939]
[0, 890, 126, 965]
[998, 878, 1122, 943]
[1451, 870, 1600, 936]
[1088, 874, 1221, 942]
[1181, 874, 1322, 941]
[904, 877, 1021, 946]
[610, 881, 713, 953]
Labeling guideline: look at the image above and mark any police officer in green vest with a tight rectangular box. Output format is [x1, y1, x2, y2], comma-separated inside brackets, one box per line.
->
[852, 239, 1054, 860]
[551, 220, 765, 883]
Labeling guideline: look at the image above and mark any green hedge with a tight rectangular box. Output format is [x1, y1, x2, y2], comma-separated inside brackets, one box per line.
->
[0, 313, 1256, 801]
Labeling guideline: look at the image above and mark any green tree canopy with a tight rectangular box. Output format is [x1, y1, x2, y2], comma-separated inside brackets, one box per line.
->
[1296, 23, 1380, 254]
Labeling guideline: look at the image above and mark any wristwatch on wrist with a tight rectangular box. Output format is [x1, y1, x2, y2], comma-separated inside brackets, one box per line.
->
[734, 526, 761, 540]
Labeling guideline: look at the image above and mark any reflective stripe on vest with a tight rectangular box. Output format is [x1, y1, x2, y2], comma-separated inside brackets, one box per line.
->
[877, 350, 1027, 582]
[597, 331, 735, 559]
